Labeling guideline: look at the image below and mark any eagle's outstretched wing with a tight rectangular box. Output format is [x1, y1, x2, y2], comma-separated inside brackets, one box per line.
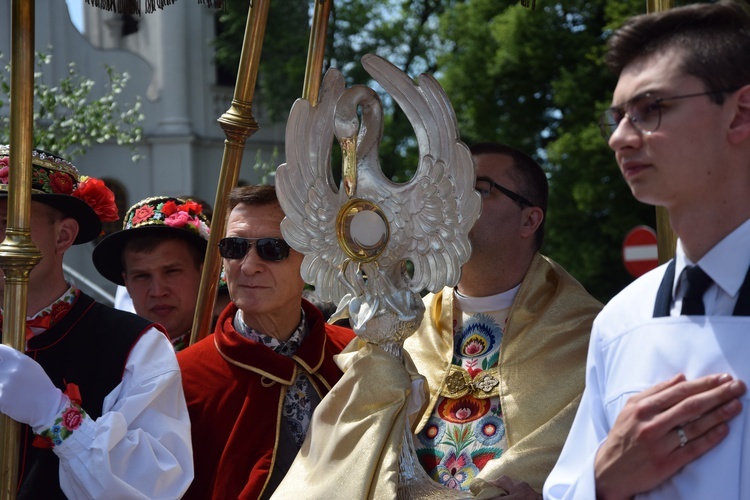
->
[276, 70, 351, 303]
[357, 54, 481, 293]
[278, 55, 480, 306]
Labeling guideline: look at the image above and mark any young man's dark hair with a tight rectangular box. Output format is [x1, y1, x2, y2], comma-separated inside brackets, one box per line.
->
[606, 0, 750, 102]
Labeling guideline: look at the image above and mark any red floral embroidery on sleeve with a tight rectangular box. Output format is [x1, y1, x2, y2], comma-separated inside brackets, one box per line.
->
[34, 400, 87, 448]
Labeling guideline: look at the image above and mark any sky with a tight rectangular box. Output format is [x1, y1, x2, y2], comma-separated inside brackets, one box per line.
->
[66, 0, 85, 33]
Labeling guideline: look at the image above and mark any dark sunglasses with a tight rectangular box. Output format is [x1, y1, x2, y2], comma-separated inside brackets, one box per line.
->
[218, 237, 290, 262]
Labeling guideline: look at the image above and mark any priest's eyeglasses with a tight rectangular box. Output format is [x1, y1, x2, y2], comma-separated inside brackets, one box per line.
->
[218, 237, 290, 262]
[598, 89, 737, 140]
[475, 178, 533, 207]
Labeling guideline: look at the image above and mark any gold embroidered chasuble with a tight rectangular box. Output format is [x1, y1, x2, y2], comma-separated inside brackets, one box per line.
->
[404, 253, 602, 496]
[271, 342, 425, 499]
[272, 254, 600, 498]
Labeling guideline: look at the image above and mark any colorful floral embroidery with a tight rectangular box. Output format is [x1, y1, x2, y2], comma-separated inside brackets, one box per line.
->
[473, 415, 505, 446]
[25, 288, 78, 333]
[36, 401, 87, 447]
[131, 205, 155, 225]
[50, 300, 72, 322]
[453, 313, 500, 359]
[417, 416, 446, 448]
[434, 451, 479, 491]
[415, 308, 509, 489]
[124, 197, 210, 239]
[471, 447, 503, 470]
[437, 396, 490, 424]
[0, 148, 119, 224]
[3, 287, 79, 340]
[49, 171, 75, 194]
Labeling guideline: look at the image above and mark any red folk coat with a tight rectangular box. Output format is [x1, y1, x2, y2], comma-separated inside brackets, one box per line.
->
[178, 299, 354, 499]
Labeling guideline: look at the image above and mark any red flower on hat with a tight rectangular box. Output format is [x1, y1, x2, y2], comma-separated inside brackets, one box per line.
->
[180, 200, 203, 215]
[72, 177, 119, 223]
[161, 200, 179, 216]
[49, 171, 75, 195]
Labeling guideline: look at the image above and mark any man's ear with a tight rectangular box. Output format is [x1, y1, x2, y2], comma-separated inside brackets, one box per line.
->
[728, 84, 750, 144]
[520, 206, 544, 240]
[55, 217, 79, 254]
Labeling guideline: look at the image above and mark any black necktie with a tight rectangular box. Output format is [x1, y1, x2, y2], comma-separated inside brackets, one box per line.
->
[679, 266, 713, 315]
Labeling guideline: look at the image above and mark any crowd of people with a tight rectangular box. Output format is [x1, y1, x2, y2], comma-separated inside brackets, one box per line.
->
[0, 1, 748, 498]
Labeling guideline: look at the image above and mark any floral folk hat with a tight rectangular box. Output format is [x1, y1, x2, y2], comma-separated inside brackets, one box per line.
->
[0, 145, 119, 244]
[92, 196, 211, 285]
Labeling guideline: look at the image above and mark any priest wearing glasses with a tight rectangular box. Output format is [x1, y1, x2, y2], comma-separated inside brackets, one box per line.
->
[177, 184, 354, 500]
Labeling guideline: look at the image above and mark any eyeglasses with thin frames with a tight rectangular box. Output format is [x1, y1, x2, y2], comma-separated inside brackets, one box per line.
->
[598, 88, 738, 140]
[218, 237, 291, 262]
[475, 178, 534, 207]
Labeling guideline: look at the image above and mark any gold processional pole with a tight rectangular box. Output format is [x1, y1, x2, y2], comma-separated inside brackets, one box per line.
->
[190, 0, 271, 345]
[0, 1, 44, 499]
[302, 0, 332, 105]
[190, 0, 332, 345]
[646, 0, 677, 263]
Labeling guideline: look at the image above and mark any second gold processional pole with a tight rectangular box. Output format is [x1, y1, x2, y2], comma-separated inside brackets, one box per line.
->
[190, 0, 271, 345]
[190, 0, 333, 345]
[646, 0, 677, 263]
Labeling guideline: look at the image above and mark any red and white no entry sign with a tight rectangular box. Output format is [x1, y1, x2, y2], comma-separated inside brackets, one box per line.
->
[622, 225, 659, 278]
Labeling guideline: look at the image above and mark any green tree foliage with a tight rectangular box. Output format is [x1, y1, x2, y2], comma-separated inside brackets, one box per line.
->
[215, 0, 449, 181]
[329, 0, 452, 180]
[437, 0, 656, 300]
[214, 1, 309, 123]
[0, 50, 144, 161]
[214, 0, 711, 302]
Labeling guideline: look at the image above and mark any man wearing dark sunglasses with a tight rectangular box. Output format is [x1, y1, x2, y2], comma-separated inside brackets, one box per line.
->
[403, 142, 602, 497]
[546, 2, 750, 499]
[177, 185, 355, 499]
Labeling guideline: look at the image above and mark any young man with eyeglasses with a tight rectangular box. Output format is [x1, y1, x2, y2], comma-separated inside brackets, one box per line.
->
[402, 142, 602, 497]
[177, 184, 355, 499]
[545, 2, 750, 499]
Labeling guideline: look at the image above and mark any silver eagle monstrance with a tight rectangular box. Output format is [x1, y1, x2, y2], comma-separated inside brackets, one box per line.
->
[276, 54, 481, 498]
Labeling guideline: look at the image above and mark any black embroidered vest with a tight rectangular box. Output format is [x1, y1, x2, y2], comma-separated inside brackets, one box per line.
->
[12, 292, 154, 499]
